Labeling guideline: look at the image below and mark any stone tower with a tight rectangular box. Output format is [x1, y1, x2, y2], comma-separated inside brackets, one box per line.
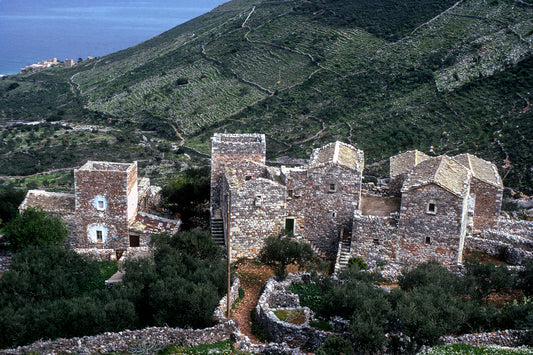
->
[210, 133, 266, 218]
[74, 161, 138, 249]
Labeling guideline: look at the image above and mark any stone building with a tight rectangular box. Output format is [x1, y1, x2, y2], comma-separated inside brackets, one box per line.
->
[211, 134, 363, 260]
[211, 133, 504, 268]
[19, 161, 180, 258]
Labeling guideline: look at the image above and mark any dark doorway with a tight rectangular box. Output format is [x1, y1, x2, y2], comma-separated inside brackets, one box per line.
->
[285, 218, 295, 235]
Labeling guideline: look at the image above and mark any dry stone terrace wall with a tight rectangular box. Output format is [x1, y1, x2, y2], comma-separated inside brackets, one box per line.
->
[255, 274, 334, 350]
[397, 184, 467, 267]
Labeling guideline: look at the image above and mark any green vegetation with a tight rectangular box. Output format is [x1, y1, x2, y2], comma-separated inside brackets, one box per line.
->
[3, 207, 68, 251]
[258, 233, 314, 279]
[273, 308, 307, 325]
[161, 166, 210, 229]
[0, 187, 26, 226]
[289, 260, 533, 354]
[0, 0, 531, 194]
[0, 229, 227, 349]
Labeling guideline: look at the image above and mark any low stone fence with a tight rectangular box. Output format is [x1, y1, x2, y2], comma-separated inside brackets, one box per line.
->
[255, 273, 334, 350]
[0, 321, 238, 355]
[440, 329, 529, 347]
[74, 247, 151, 262]
[213, 276, 241, 322]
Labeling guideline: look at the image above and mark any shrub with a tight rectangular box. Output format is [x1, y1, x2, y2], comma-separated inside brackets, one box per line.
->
[316, 336, 354, 355]
[3, 207, 68, 251]
[347, 257, 368, 270]
[258, 233, 314, 279]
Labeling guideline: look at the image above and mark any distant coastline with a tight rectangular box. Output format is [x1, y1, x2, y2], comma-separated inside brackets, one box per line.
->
[0, 0, 228, 76]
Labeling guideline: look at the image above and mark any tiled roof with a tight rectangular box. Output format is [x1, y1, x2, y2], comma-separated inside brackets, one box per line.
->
[19, 190, 75, 213]
[401, 156, 471, 198]
[390, 150, 430, 178]
[309, 141, 364, 171]
[453, 153, 502, 188]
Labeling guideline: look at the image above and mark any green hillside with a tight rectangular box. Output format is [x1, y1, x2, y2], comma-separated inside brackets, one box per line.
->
[0, 0, 532, 193]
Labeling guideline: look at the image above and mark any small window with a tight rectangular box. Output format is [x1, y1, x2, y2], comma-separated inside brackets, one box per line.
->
[94, 196, 107, 211]
[255, 195, 262, 207]
[129, 235, 140, 247]
[245, 175, 252, 181]
[425, 236, 431, 244]
[97, 200, 104, 209]
[373, 238, 380, 245]
[329, 183, 336, 192]
[96, 230, 103, 243]
[427, 202, 436, 214]
[332, 212, 337, 218]
[288, 189, 294, 198]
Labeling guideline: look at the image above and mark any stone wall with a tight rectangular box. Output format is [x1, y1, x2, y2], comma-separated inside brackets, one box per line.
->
[210, 133, 266, 216]
[255, 274, 334, 350]
[397, 184, 467, 267]
[225, 176, 286, 261]
[286, 164, 361, 256]
[470, 177, 503, 230]
[1, 321, 239, 355]
[74, 162, 135, 250]
[351, 213, 398, 266]
[213, 276, 241, 322]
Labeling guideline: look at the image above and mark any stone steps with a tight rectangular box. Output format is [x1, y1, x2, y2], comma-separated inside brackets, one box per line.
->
[211, 218, 225, 246]
[334, 237, 352, 275]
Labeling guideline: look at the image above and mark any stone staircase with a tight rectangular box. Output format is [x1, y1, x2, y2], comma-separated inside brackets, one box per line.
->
[211, 218, 225, 247]
[334, 237, 352, 275]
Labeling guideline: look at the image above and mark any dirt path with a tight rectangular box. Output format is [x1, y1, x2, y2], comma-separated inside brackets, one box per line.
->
[232, 260, 274, 344]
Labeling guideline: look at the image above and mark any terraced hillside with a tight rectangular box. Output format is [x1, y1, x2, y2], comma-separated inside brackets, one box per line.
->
[0, 0, 532, 193]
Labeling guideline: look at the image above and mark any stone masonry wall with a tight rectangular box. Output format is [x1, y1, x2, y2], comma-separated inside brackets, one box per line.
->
[350, 213, 398, 266]
[397, 184, 467, 267]
[470, 178, 503, 230]
[287, 164, 361, 256]
[256, 274, 333, 350]
[210, 134, 266, 216]
[227, 177, 286, 261]
[74, 167, 131, 250]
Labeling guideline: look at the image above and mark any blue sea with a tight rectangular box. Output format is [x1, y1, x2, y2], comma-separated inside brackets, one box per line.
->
[0, 0, 228, 75]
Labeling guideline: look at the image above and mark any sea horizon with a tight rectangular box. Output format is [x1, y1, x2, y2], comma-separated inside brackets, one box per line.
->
[0, 0, 227, 75]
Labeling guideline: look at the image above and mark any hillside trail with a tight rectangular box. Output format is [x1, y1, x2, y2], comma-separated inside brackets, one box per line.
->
[232, 259, 274, 344]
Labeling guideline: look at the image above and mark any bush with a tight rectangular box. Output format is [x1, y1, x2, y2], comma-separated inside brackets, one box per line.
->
[347, 256, 368, 270]
[0, 188, 26, 227]
[258, 233, 314, 279]
[118, 230, 227, 329]
[316, 336, 354, 355]
[3, 207, 68, 251]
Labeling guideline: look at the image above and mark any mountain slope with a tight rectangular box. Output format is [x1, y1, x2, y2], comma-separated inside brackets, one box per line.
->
[0, 0, 532, 193]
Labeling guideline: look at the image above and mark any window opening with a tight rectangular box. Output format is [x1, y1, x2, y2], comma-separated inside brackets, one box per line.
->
[129, 235, 140, 247]
[427, 202, 436, 214]
[329, 183, 336, 192]
[288, 189, 294, 198]
[332, 212, 337, 218]
[245, 175, 252, 181]
[425, 236, 431, 244]
[373, 238, 380, 245]
[97, 200, 104, 209]
[96, 230, 103, 243]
